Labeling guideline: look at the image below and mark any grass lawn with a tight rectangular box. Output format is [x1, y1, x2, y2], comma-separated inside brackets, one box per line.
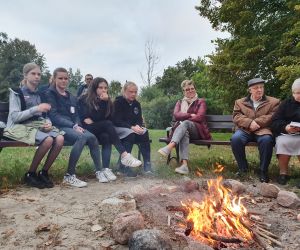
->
[1, 129, 300, 188]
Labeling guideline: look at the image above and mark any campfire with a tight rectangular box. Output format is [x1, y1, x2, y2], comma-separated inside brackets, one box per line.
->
[167, 176, 282, 249]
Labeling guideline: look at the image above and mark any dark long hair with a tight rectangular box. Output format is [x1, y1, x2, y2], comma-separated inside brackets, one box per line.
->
[84, 77, 113, 118]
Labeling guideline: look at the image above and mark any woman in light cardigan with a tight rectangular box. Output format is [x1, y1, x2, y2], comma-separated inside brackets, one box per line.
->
[158, 80, 211, 174]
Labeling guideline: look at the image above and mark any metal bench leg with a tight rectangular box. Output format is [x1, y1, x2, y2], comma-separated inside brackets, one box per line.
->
[175, 145, 179, 163]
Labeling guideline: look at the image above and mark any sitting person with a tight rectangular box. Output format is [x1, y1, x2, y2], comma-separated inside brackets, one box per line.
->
[78, 77, 142, 181]
[77, 74, 93, 98]
[271, 78, 300, 187]
[158, 80, 211, 174]
[113, 81, 152, 177]
[231, 77, 280, 182]
[4, 63, 64, 189]
[45, 67, 102, 187]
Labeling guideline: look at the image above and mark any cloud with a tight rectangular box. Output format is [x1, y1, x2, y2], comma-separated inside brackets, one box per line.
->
[0, 0, 228, 86]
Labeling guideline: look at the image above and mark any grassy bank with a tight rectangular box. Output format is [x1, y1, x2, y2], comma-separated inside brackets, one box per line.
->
[1, 130, 300, 188]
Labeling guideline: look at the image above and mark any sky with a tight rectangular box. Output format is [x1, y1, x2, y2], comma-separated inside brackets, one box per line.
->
[0, 0, 228, 86]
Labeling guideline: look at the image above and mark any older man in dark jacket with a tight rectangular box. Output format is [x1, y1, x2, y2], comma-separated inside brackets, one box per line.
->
[231, 77, 280, 182]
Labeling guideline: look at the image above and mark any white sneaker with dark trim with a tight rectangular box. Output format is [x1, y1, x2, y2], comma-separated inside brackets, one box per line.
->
[63, 174, 87, 188]
[121, 153, 142, 168]
[103, 168, 117, 181]
[95, 171, 109, 183]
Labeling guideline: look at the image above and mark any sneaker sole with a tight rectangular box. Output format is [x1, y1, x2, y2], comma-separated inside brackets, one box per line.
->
[175, 169, 189, 175]
[120, 160, 142, 168]
[105, 177, 117, 181]
[158, 149, 170, 157]
[63, 181, 88, 188]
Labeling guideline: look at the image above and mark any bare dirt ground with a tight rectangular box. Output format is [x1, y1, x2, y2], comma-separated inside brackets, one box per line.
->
[0, 175, 300, 250]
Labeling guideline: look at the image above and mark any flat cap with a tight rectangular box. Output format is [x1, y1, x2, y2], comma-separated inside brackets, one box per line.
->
[248, 77, 265, 87]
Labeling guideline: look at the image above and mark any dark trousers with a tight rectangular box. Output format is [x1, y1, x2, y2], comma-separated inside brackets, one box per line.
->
[62, 127, 101, 174]
[121, 131, 151, 166]
[231, 129, 274, 173]
[85, 120, 126, 168]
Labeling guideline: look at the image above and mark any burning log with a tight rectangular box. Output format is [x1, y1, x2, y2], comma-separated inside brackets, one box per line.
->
[200, 231, 243, 244]
[184, 220, 194, 236]
[166, 176, 283, 249]
[166, 205, 188, 217]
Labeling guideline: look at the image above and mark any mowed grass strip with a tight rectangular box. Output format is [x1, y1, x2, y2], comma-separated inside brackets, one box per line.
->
[1, 130, 299, 188]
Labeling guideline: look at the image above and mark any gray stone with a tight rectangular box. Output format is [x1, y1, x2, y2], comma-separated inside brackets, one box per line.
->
[112, 211, 145, 245]
[182, 180, 199, 193]
[99, 192, 136, 223]
[186, 240, 214, 250]
[223, 179, 246, 195]
[277, 190, 300, 209]
[259, 183, 280, 198]
[129, 185, 149, 198]
[128, 229, 172, 250]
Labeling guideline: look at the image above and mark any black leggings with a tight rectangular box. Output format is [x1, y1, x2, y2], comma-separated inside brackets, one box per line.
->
[85, 120, 126, 154]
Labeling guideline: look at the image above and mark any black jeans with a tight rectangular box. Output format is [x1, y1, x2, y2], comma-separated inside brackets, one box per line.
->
[121, 131, 151, 165]
[85, 120, 127, 168]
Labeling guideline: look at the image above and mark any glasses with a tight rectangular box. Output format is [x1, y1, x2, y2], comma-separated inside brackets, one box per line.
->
[86, 78, 93, 81]
[184, 87, 195, 92]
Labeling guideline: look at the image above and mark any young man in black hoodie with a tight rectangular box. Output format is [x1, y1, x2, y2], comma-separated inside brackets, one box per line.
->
[113, 81, 152, 177]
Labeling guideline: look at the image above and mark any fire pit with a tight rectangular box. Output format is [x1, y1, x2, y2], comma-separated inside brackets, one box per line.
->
[166, 177, 282, 249]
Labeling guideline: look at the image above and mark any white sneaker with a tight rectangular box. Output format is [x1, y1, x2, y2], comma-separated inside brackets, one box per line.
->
[103, 168, 117, 181]
[121, 153, 142, 168]
[95, 171, 109, 183]
[175, 165, 189, 175]
[63, 174, 87, 188]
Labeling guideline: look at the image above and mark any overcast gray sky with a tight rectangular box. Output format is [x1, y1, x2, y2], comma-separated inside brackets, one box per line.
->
[0, 0, 227, 86]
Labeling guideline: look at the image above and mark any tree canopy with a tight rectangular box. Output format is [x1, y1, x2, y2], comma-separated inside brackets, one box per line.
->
[0, 32, 47, 101]
[196, 0, 300, 106]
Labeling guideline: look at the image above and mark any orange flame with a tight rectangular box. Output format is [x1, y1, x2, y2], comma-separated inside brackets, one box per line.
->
[181, 176, 252, 246]
[213, 163, 224, 173]
[196, 167, 203, 177]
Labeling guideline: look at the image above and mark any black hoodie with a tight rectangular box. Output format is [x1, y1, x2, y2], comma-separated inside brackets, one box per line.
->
[112, 96, 143, 128]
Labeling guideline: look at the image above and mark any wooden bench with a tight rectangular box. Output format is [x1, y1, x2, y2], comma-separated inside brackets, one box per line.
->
[159, 115, 258, 164]
[0, 102, 148, 160]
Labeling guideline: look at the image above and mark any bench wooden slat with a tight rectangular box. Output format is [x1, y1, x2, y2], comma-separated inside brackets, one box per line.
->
[207, 122, 233, 130]
[159, 137, 257, 146]
[206, 115, 232, 122]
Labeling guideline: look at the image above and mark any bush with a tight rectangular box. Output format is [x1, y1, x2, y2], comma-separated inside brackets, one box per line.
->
[141, 96, 179, 129]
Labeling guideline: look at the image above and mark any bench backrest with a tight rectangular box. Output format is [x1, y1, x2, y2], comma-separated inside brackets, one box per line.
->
[206, 115, 234, 132]
[0, 102, 234, 132]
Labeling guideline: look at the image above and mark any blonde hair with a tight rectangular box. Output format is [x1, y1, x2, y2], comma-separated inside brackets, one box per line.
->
[181, 79, 195, 89]
[121, 81, 138, 96]
[21, 62, 40, 86]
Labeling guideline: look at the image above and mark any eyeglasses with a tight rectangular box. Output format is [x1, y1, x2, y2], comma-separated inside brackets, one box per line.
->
[86, 78, 92, 81]
[184, 87, 195, 92]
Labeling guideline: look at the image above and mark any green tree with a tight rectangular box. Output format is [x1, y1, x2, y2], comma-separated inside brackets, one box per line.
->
[156, 57, 205, 96]
[0, 32, 47, 101]
[68, 68, 82, 95]
[109, 80, 122, 99]
[196, 0, 300, 106]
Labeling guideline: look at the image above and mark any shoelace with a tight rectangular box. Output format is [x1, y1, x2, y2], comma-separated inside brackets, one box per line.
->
[97, 172, 107, 179]
[105, 169, 116, 178]
[70, 176, 82, 184]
